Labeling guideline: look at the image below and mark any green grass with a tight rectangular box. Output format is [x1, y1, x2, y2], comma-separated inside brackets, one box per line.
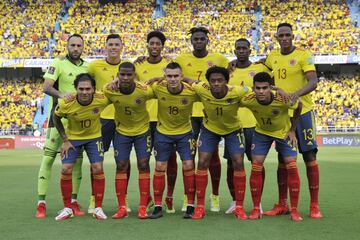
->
[0, 147, 359, 240]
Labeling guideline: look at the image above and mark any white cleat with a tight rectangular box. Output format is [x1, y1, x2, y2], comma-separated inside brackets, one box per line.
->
[225, 201, 236, 214]
[93, 207, 107, 220]
[55, 208, 73, 221]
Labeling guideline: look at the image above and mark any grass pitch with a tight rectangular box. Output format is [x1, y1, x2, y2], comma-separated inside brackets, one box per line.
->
[0, 147, 359, 240]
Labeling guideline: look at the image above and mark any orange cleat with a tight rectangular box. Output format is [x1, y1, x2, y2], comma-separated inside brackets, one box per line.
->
[192, 207, 206, 219]
[264, 204, 290, 216]
[137, 206, 148, 219]
[290, 209, 303, 222]
[309, 204, 323, 219]
[248, 208, 262, 220]
[71, 201, 85, 216]
[112, 207, 128, 219]
[36, 203, 46, 219]
[234, 206, 248, 220]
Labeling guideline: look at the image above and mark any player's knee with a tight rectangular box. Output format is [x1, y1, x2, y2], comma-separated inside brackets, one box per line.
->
[182, 160, 194, 171]
[155, 161, 167, 172]
[91, 163, 103, 174]
[61, 164, 73, 174]
[116, 161, 129, 172]
[137, 158, 150, 171]
[302, 149, 317, 162]
[44, 147, 57, 158]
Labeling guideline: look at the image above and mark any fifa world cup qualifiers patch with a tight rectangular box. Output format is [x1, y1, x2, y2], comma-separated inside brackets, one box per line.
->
[47, 66, 56, 74]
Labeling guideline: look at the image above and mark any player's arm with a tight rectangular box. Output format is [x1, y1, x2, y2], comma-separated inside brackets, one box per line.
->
[43, 79, 63, 98]
[145, 76, 165, 85]
[291, 71, 318, 99]
[182, 77, 199, 85]
[53, 107, 75, 158]
[286, 100, 303, 147]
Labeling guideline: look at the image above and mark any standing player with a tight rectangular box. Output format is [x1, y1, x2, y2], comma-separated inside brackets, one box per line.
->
[176, 27, 229, 212]
[87, 34, 132, 213]
[36, 34, 88, 218]
[103, 62, 154, 219]
[53, 73, 109, 221]
[135, 31, 173, 213]
[187, 66, 250, 220]
[241, 72, 303, 221]
[148, 62, 198, 219]
[225, 38, 271, 214]
[264, 23, 322, 218]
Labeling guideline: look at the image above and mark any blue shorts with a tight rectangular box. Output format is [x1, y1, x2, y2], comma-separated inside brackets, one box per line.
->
[191, 117, 203, 139]
[198, 127, 245, 157]
[154, 130, 195, 162]
[251, 131, 297, 158]
[113, 130, 152, 162]
[149, 121, 157, 147]
[62, 137, 104, 164]
[296, 110, 318, 153]
[224, 127, 254, 161]
[101, 118, 116, 152]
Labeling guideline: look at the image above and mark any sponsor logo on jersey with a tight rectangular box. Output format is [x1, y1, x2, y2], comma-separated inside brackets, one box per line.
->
[187, 63, 192, 67]
[102, 67, 108, 71]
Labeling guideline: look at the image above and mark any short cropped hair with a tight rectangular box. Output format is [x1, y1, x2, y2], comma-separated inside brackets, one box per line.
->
[74, 73, 96, 88]
[205, 66, 230, 83]
[147, 31, 166, 45]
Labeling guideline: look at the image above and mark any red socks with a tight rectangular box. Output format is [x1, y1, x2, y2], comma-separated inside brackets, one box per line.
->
[139, 171, 150, 207]
[250, 163, 263, 208]
[183, 169, 195, 205]
[209, 148, 221, 196]
[286, 161, 300, 210]
[306, 160, 320, 205]
[195, 169, 208, 207]
[92, 172, 105, 208]
[153, 170, 166, 206]
[60, 172, 72, 208]
[233, 170, 246, 207]
[277, 163, 288, 205]
[115, 172, 127, 207]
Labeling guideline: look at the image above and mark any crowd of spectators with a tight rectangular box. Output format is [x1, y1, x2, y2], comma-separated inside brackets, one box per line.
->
[314, 72, 360, 129]
[0, 78, 44, 135]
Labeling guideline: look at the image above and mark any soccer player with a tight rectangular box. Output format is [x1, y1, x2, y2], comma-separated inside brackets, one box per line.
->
[36, 34, 88, 218]
[225, 38, 271, 214]
[135, 31, 173, 213]
[103, 62, 154, 219]
[176, 27, 229, 212]
[148, 62, 198, 219]
[53, 73, 109, 221]
[187, 66, 250, 220]
[87, 34, 132, 213]
[264, 22, 322, 218]
[241, 72, 303, 221]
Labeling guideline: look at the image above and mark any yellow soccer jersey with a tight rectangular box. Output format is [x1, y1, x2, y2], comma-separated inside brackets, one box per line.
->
[152, 81, 199, 135]
[136, 58, 169, 122]
[229, 63, 271, 128]
[240, 92, 299, 139]
[176, 53, 229, 117]
[54, 92, 110, 140]
[103, 82, 154, 136]
[88, 59, 121, 120]
[265, 48, 316, 114]
[192, 82, 250, 135]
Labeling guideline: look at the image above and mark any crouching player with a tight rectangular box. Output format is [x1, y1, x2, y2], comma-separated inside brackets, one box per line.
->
[241, 72, 303, 221]
[53, 73, 109, 221]
[148, 62, 198, 219]
[188, 66, 250, 220]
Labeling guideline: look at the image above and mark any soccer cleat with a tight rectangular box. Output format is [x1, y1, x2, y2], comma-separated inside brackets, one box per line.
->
[146, 195, 154, 212]
[181, 194, 188, 212]
[71, 201, 85, 216]
[192, 206, 206, 219]
[309, 204, 323, 219]
[248, 208, 262, 220]
[137, 206, 148, 219]
[149, 206, 163, 219]
[88, 195, 95, 214]
[93, 207, 107, 220]
[55, 208, 73, 221]
[183, 206, 195, 219]
[165, 197, 175, 214]
[112, 207, 128, 219]
[264, 203, 290, 216]
[125, 196, 132, 213]
[225, 201, 236, 214]
[290, 209, 303, 222]
[234, 206, 248, 220]
[210, 194, 220, 212]
[36, 203, 46, 219]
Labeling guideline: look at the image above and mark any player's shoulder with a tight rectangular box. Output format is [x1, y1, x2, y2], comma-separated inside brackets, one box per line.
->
[135, 81, 149, 91]
[242, 92, 256, 101]
[176, 53, 192, 61]
[183, 82, 194, 91]
[94, 91, 106, 99]
[89, 59, 105, 66]
[273, 92, 288, 104]
[60, 93, 77, 105]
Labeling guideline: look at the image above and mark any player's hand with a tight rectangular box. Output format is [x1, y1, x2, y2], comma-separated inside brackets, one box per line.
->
[107, 77, 120, 90]
[227, 59, 237, 73]
[145, 77, 165, 85]
[60, 93, 75, 102]
[134, 56, 147, 64]
[285, 130, 297, 148]
[289, 92, 300, 103]
[61, 140, 75, 160]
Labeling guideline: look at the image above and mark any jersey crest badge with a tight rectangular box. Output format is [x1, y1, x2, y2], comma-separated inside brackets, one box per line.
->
[249, 71, 256, 77]
[181, 98, 189, 105]
[93, 108, 100, 114]
[272, 109, 280, 115]
[289, 59, 297, 66]
[47, 66, 55, 74]
[207, 61, 214, 67]
[135, 98, 142, 105]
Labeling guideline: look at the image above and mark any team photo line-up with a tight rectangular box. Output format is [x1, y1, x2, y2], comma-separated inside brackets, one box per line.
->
[35, 22, 322, 222]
